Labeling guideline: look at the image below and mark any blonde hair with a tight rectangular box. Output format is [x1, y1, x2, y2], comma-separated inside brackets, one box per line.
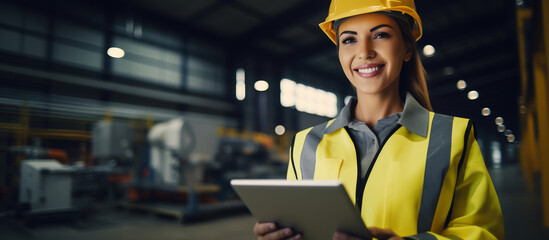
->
[394, 17, 433, 111]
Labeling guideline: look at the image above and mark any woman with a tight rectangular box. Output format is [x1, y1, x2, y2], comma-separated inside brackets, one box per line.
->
[254, 0, 504, 239]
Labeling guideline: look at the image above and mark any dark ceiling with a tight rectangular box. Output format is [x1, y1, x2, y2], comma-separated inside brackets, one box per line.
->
[118, 0, 521, 139]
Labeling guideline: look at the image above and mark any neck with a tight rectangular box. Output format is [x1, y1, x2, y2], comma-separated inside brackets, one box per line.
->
[354, 90, 404, 129]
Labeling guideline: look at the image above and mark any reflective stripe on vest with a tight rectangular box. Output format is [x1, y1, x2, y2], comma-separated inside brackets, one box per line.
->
[300, 121, 328, 179]
[418, 114, 454, 233]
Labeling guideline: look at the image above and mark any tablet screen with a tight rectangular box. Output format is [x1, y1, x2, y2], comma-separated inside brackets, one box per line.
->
[231, 179, 371, 240]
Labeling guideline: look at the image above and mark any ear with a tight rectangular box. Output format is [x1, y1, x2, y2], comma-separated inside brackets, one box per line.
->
[404, 42, 413, 62]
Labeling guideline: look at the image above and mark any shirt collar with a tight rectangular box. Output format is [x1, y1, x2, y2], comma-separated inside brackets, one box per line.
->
[324, 92, 430, 137]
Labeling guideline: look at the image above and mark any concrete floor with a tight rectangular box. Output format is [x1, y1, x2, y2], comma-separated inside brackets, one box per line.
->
[2, 163, 549, 239]
[1, 208, 257, 240]
[490, 164, 549, 239]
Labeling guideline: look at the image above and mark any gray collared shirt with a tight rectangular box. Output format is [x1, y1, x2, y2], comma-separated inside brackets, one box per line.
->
[348, 112, 401, 178]
[324, 93, 430, 178]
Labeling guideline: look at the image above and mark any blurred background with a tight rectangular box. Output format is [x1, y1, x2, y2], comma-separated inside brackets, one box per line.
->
[0, 0, 548, 239]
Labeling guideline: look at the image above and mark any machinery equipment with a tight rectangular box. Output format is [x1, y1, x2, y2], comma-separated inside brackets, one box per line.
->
[147, 118, 196, 186]
[92, 120, 134, 167]
[18, 159, 76, 215]
[121, 117, 226, 222]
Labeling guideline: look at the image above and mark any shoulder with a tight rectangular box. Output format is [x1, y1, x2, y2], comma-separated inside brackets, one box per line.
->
[430, 112, 475, 137]
[293, 118, 338, 143]
[430, 111, 470, 124]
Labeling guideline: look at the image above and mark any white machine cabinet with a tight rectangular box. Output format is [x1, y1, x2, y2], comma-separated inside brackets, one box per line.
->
[19, 159, 74, 213]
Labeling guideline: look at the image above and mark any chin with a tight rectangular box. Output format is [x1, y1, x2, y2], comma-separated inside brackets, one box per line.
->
[355, 84, 397, 96]
[355, 88, 382, 95]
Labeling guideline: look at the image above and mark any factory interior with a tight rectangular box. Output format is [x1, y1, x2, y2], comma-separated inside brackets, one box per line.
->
[1, 0, 549, 239]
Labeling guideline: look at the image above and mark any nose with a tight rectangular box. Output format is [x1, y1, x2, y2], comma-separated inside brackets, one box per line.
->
[358, 39, 375, 59]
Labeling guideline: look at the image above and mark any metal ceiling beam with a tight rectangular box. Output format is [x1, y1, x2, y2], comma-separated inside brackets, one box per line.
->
[183, 0, 267, 26]
[184, 0, 229, 25]
[231, 0, 327, 48]
[229, 0, 268, 20]
[112, 0, 234, 48]
[284, 39, 334, 63]
[0, 64, 236, 113]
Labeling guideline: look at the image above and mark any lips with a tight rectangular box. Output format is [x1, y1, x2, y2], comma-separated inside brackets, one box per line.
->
[354, 64, 385, 78]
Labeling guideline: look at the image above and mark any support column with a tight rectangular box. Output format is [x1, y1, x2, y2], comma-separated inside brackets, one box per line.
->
[538, 0, 549, 227]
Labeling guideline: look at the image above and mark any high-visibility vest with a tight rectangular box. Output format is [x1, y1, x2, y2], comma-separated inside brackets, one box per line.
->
[287, 112, 504, 239]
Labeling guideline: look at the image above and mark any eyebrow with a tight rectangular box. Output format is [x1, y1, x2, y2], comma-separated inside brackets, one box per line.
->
[370, 24, 393, 32]
[339, 30, 357, 36]
[339, 24, 394, 37]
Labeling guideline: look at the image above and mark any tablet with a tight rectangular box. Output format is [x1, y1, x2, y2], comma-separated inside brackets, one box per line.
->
[231, 179, 371, 240]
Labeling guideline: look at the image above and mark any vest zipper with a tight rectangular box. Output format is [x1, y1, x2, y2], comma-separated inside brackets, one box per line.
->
[346, 125, 402, 212]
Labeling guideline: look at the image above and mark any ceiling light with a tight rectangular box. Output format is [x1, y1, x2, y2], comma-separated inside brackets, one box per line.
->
[507, 134, 516, 143]
[275, 125, 286, 136]
[107, 47, 125, 58]
[495, 117, 504, 125]
[497, 125, 505, 133]
[423, 45, 435, 57]
[467, 90, 479, 100]
[504, 129, 512, 136]
[457, 80, 467, 90]
[520, 106, 527, 114]
[481, 108, 491, 116]
[236, 68, 245, 101]
[254, 80, 269, 91]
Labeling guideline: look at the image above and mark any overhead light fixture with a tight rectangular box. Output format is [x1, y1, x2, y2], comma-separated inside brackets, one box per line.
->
[467, 90, 479, 100]
[507, 134, 516, 143]
[497, 125, 505, 133]
[280, 78, 296, 107]
[275, 125, 286, 136]
[495, 117, 504, 125]
[504, 129, 512, 136]
[481, 108, 491, 116]
[423, 45, 435, 57]
[254, 80, 269, 92]
[236, 68, 246, 101]
[457, 80, 467, 90]
[107, 47, 125, 58]
[520, 106, 527, 114]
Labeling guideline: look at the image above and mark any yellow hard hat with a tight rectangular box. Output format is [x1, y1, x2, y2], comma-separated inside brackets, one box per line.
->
[319, 0, 423, 44]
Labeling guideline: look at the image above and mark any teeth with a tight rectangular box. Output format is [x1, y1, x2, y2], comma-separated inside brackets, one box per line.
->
[358, 66, 381, 73]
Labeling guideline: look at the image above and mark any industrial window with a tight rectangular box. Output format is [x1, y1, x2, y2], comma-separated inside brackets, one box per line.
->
[280, 78, 338, 118]
[114, 13, 181, 49]
[185, 40, 226, 96]
[111, 36, 182, 88]
[0, 1, 48, 59]
[52, 19, 104, 71]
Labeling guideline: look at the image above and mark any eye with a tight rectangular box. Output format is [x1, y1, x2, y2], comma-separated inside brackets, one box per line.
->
[374, 32, 391, 39]
[341, 36, 356, 44]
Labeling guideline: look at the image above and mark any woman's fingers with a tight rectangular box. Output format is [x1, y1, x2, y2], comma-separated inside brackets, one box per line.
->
[254, 222, 277, 236]
[332, 231, 366, 240]
[254, 222, 301, 240]
[367, 227, 402, 240]
[261, 228, 300, 240]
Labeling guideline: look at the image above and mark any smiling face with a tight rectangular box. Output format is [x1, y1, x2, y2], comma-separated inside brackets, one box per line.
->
[337, 13, 412, 97]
